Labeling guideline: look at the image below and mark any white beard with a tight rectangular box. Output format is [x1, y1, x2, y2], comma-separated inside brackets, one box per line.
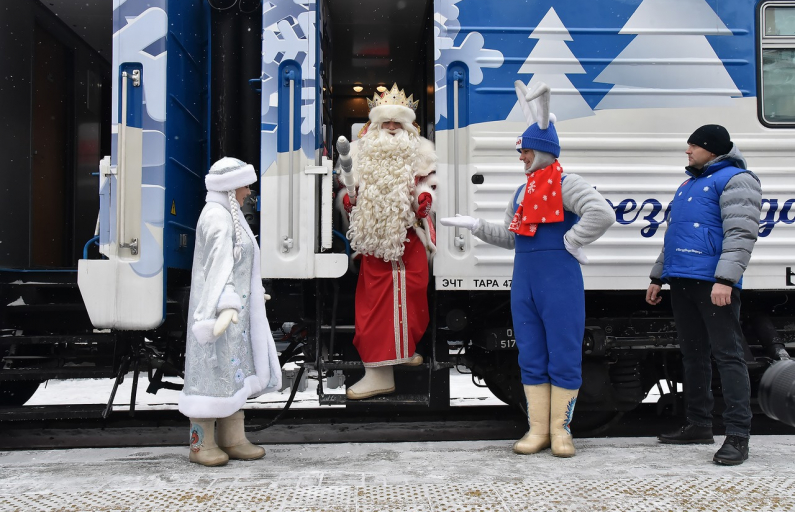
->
[348, 127, 420, 261]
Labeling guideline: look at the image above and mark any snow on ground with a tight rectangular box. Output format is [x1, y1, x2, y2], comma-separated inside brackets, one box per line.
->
[26, 366, 673, 411]
[1, 437, 794, 511]
[25, 367, 507, 410]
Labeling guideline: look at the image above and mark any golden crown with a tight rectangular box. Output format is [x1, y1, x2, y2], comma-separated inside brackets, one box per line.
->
[367, 83, 419, 111]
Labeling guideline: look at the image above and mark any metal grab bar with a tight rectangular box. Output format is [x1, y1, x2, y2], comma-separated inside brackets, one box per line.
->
[117, 71, 139, 256]
[118, 72, 128, 250]
[452, 74, 464, 251]
[283, 71, 296, 253]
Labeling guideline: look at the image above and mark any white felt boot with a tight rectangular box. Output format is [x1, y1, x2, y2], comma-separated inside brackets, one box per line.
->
[188, 418, 229, 467]
[346, 365, 396, 399]
[550, 386, 579, 458]
[513, 383, 551, 454]
[217, 410, 266, 460]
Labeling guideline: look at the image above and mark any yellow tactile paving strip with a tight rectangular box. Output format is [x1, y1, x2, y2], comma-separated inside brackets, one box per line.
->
[2, 478, 794, 512]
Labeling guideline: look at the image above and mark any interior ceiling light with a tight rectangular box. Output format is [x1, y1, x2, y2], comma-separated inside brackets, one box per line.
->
[376, 85, 387, 93]
[353, 84, 363, 92]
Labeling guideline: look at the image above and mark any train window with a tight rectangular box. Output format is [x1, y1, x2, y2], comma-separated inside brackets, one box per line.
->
[759, 3, 795, 125]
[765, 5, 795, 35]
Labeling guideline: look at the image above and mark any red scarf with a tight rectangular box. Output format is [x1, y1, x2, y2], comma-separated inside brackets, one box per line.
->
[509, 161, 564, 237]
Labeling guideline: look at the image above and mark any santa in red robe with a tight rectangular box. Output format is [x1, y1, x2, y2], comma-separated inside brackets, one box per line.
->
[335, 83, 437, 399]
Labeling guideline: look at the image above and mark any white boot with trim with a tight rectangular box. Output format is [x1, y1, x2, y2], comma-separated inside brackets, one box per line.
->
[346, 365, 396, 399]
[217, 410, 266, 460]
[513, 383, 551, 454]
[189, 418, 229, 466]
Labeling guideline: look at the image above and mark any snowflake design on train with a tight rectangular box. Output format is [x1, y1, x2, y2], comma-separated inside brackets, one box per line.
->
[434, 0, 504, 124]
[261, 0, 319, 172]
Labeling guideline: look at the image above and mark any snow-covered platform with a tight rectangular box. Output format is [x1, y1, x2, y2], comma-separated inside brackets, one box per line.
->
[1, 436, 794, 511]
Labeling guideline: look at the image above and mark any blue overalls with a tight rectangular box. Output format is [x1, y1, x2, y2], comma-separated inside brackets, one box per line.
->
[510, 183, 584, 390]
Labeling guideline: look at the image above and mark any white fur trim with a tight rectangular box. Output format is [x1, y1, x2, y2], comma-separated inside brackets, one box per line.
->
[178, 374, 265, 419]
[415, 138, 438, 178]
[205, 164, 257, 192]
[205, 190, 231, 210]
[369, 104, 416, 126]
[191, 319, 219, 346]
[240, 218, 283, 395]
[414, 221, 436, 262]
[216, 285, 242, 313]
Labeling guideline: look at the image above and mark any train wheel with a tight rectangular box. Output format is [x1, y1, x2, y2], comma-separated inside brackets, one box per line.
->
[468, 348, 527, 413]
[0, 381, 42, 406]
[571, 411, 624, 437]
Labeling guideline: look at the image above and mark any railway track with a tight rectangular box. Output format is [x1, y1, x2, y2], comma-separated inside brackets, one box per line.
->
[1, 403, 793, 450]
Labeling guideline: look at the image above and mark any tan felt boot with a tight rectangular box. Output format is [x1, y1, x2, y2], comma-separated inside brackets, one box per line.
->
[513, 383, 551, 454]
[217, 410, 266, 460]
[550, 386, 579, 458]
[346, 366, 396, 399]
[188, 418, 229, 466]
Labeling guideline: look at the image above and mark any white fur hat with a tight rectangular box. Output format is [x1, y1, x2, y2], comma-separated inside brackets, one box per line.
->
[205, 157, 257, 192]
[368, 83, 418, 126]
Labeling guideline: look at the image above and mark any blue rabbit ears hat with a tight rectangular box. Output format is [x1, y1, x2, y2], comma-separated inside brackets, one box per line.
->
[514, 81, 560, 158]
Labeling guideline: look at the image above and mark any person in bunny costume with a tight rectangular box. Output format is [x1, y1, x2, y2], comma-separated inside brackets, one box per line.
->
[440, 82, 614, 457]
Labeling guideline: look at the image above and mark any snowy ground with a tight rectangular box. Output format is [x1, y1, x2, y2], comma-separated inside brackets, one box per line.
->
[5, 364, 790, 511]
[1, 436, 794, 511]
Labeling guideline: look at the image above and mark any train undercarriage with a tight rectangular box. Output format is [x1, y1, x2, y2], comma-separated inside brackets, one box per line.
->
[3, 263, 794, 437]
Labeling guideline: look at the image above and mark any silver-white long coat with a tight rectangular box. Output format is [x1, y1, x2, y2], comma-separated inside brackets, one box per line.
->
[178, 193, 281, 419]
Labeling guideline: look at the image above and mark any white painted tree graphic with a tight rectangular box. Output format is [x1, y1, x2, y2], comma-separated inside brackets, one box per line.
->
[595, 0, 741, 110]
[507, 8, 593, 122]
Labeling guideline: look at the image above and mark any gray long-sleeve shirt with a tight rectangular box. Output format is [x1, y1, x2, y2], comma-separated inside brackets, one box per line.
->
[471, 173, 615, 250]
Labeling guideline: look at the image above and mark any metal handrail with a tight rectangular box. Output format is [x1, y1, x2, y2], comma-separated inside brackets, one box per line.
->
[283, 72, 296, 253]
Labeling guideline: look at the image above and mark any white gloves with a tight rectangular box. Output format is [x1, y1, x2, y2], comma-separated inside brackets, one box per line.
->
[213, 308, 239, 337]
[564, 237, 589, 265]
[439, 214, 480, 232]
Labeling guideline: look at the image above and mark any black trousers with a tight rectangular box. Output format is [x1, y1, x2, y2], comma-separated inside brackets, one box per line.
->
[669, 278, 752, 438]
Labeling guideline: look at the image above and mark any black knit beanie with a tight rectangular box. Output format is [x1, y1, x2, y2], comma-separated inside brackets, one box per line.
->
[687, 124, 732, 156]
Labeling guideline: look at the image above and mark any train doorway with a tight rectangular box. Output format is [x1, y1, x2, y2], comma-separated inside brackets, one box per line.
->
[324, 0, 435, 148]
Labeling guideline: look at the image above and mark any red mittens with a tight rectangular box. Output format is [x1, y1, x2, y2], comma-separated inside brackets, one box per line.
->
[342, 193, 353, 214]
[417, 192, 432, 219]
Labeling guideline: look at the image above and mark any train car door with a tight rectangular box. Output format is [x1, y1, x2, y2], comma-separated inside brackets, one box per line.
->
[78, 0, 206, 330]
[78, 1, 170, 330]
[259, 0, 347, 279]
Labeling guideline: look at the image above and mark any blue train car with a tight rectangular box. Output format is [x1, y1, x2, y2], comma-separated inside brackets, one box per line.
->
[3, 1, 794, 423]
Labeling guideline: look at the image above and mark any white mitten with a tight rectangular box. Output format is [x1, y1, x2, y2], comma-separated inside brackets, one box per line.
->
[213, 309, 239, 337]
[336, 136, 355, 201]
[439, 214, 480, 232]
[564, 237, 588, 265]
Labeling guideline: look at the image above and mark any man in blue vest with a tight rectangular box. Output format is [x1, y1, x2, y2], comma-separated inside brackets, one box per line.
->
[646, 124, 762, 465]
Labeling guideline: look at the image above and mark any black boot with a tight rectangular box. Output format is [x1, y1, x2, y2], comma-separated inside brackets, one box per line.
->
[713, 436, 749, 465]
[658, 423, 714, 444]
